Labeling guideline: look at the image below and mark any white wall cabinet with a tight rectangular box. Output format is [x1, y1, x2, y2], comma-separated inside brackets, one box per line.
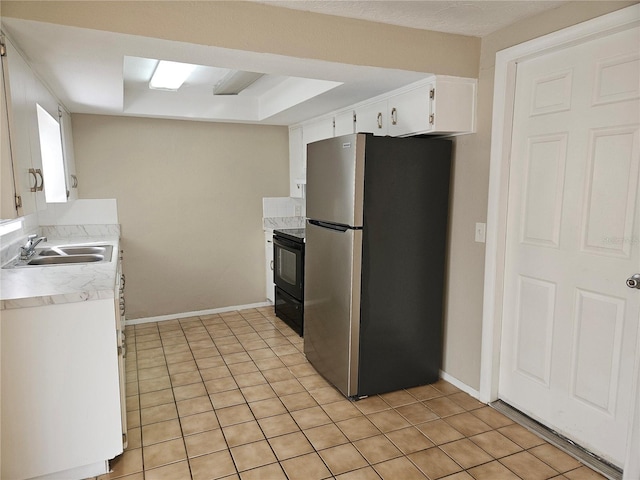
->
[1, 298, 124, 480]
[334, 109, 356, 136]
[0, 46, 18, 219]
[289, 116, 335, 198]
[287, 76, 477, 195]
[1, 35, 46, 217]
[356, 76, 477, 137]
[353, 99, 389, 136]
[60, 107, 79, 201]
[1, 33, 77, 218]
[288, 125, 304, 198]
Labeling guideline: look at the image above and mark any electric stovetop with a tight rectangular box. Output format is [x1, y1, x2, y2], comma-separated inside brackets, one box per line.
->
[274, 228, 305, 243]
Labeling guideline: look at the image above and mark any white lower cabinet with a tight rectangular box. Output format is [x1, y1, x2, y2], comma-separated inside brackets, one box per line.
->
[1, 299, 124, 480]
[265, 230, 274, 303]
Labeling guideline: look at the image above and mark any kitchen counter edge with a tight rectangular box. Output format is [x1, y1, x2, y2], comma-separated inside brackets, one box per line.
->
[0, 236, 121, 310]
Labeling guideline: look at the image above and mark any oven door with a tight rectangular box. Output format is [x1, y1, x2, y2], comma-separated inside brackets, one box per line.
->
[273, 235, 303, 300]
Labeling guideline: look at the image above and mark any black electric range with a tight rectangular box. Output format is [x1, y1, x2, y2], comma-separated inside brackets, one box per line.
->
[273, 228, 305, 336]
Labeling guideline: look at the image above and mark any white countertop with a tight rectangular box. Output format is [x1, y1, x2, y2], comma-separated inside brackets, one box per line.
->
[1, 236, 120, 310]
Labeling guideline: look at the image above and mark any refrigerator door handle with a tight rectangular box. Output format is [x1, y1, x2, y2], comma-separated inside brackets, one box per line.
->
[308, 219, 353, 232]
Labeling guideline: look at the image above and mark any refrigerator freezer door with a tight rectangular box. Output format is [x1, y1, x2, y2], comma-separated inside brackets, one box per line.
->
[304, 221, 362, 397]
[306, 134, 366, 228]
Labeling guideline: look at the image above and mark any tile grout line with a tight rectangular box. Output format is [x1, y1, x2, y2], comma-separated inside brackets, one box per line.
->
[117, 310, 609, 480]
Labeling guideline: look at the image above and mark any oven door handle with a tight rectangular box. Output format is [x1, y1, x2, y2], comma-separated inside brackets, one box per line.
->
[273, 236, 302, 250]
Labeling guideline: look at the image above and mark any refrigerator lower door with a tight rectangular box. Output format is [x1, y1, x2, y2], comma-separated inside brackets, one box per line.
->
[304, 221, 362, 398]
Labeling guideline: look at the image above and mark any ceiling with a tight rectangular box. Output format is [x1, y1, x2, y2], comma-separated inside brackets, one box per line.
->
[1, 1, 566, 126]
[256, 1, 567, 37]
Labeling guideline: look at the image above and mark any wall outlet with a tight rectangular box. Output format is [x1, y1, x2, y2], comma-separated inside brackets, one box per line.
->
[475, 222, 486, 243]
[294, 205, 302, 216]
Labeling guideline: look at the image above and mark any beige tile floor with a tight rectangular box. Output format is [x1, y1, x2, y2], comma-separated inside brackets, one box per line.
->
[90, 307, 606, 480]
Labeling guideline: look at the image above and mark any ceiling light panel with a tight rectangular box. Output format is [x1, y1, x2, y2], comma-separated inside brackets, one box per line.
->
[149, 60, 197, 90]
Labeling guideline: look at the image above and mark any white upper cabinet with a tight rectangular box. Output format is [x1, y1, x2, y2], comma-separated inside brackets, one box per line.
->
[288, 125, 304, 198]
[289, 116, 335, 198]
[355, 76, 477, 137]
[1, 33, 76, 219]
[354, 99, 389, 136]
[59, 108, 79, 202]
[1, 43, 18, 219]
[334, 110, 356, 137]
[2, 35, 45, 217]
[288, 75, 477, 196]
[302, 116, 334, 146]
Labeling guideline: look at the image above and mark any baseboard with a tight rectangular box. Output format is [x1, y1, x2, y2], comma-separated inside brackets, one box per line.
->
[439, 370, 481, 400]
[125, 301, 273, 326]
[491, 400, 622, 480]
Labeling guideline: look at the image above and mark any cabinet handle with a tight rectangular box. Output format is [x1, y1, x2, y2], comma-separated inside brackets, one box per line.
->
[391, 107, 397, 125]
[376, 112, 383, 129]
[70, 174, 78, 188]
[270, 260, 274, 271]
[28, 168, 38, 192]
[35, 169, 44, 191]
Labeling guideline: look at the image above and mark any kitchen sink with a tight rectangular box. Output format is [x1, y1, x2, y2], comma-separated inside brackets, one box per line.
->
[36, 246, 110, 256]
[26, 254, 106, 265]
[4, 244, 113, 268]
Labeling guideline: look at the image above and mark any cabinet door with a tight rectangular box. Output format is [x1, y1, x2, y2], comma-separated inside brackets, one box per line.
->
[59, 108, 78, 202]
[334, 110, 355, 136]
[265, 231, 274, 303]
[3, 38, 43, 214]
[430, 76, 476, 134]
[288, 125, 304, 198]
[387, 84, 433, 137]
[1, 49, 19, 219]
[354, 100, 387, 136]
[303, 117, 334, 145]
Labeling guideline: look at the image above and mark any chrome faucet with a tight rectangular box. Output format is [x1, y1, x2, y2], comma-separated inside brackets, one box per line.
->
[19, 234, 47, 260]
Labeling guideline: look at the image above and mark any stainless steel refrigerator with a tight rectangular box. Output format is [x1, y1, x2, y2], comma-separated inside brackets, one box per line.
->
[304, 133, 452, 399]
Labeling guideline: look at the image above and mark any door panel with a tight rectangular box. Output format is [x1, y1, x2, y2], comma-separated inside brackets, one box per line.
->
[304, 222, 362, 397]
[500, 25, 640, 467]
[306, 134, 365, 227]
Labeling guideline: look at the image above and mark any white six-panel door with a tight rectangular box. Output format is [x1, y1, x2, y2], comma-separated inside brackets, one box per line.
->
[499, 25, 640, 467]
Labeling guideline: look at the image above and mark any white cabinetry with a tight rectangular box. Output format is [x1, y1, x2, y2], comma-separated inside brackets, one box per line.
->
[289, 117, 335, 198]
[0, 47, 17, 219]
[1, 298, 124, 479]
[60, 107, 79, 201]
[355, 76, 476, 137]
[287, 75, 477, 194]
[1, 35, 46, 216]
[334, 110, 356, 136]
[265, 230, 274, 302]
[1, 34, 78, 217]
[288, 126, 304, 198]
[354, 99, 389, 135]
[302, 116, 334, 146]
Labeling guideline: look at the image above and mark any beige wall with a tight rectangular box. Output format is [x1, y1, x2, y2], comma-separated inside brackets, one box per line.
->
[72, 114, 289, 319]
[444, 1, 636, 390]
[2, 1, 480, 78]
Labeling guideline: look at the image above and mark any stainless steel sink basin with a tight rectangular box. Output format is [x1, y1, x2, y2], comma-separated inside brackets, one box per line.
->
[3, 244, 113, 268]
[37, 246, 109, 256]
[27, 254, 106, 265]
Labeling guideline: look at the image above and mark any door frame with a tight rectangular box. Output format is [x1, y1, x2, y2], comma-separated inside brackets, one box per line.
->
[479, 4, 640, 477]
